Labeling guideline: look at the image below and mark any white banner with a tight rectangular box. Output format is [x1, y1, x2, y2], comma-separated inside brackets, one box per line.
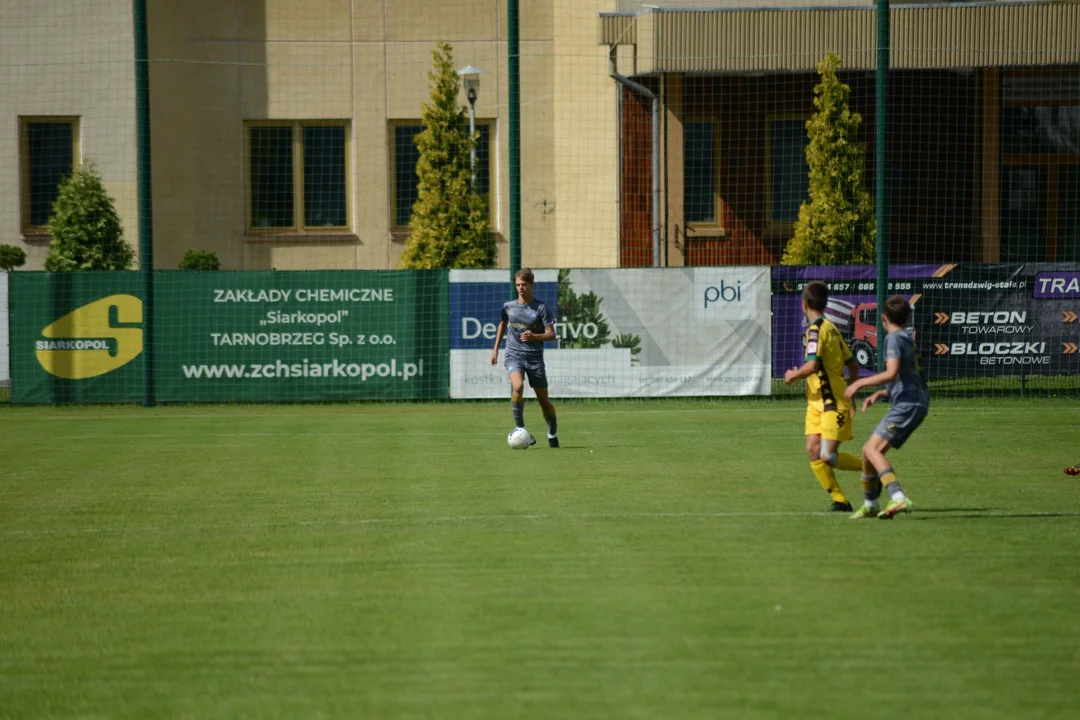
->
[0, 271, 8, 385]
[449, 267, 771, 398]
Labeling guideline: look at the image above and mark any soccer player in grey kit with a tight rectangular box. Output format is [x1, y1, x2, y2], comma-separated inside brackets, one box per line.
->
[490, 268, 560, 448]
[844, 295, 930, 519]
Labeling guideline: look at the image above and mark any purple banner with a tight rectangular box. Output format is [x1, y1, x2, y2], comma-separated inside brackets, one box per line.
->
[773, 263, 1080, 379]
[771, 265, 941, 376]
[1034, 272, 1080, 299]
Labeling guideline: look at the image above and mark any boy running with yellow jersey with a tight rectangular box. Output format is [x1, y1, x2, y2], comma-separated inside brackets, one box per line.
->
[783, 281, 864, 512]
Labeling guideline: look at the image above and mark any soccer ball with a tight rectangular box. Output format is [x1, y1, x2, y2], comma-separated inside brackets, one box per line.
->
[507, 427, 534, 450]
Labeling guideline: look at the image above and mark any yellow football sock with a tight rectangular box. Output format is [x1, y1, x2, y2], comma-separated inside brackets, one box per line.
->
[836, 452, 862, 472]
[811, 459, 847, 503]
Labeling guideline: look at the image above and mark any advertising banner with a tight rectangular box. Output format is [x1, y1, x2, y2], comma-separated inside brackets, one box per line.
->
[10, 272, 146, 403]
[913, 263, 1080, 376]
[450, 267, 772, 398]
[10, 271, 449, 403]
[772, 265, 940, 376]
[773, 264, 1080, 378]
[1, 271, 8, 385]
[154, 271, 449, 402]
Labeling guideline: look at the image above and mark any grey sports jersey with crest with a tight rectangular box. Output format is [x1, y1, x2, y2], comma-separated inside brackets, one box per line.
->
[884, 329, 930, 408]
[501, 299, 555, 364]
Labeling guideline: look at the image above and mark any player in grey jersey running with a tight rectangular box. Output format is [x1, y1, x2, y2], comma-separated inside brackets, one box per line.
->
[845, 295, 931, 519]
[490, 268, 560, 448]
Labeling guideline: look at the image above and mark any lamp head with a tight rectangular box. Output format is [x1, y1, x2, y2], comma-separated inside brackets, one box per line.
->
[456, 65, 487, 101]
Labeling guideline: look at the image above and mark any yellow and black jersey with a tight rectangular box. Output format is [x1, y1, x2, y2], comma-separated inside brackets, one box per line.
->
[802, 316, 853, 413]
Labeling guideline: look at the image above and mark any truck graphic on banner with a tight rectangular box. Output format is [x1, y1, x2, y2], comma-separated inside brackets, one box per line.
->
[772, 265, 935, 378]
[823, 298, 882, 370]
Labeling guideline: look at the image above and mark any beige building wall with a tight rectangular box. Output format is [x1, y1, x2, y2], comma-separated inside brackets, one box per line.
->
[553, 0, 620, 268]
[7, 1, 1072, 273]
[0, 0, 139, 271]
[149, 0, 559, 270]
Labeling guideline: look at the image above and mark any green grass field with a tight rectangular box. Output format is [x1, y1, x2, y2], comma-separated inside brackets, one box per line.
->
[2, 397, 1079, 719]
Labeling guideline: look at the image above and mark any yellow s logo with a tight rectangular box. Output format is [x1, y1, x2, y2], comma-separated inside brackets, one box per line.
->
[36, 295, 143, 379]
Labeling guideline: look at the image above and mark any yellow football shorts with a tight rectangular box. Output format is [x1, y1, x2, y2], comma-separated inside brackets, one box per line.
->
[804, 404, 854, 442]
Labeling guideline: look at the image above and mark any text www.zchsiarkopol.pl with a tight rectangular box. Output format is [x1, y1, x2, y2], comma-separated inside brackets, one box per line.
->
[181, 359, 424, 380]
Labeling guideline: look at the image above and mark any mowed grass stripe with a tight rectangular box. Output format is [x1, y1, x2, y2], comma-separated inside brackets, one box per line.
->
[5, 508, 1080, 539]
[1, 398, 1079, 719]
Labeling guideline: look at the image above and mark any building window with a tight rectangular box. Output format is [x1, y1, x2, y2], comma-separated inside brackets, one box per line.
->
[20, 116, 80, 234]
[392, 124, 424, 228]
[1000, 166, 1048, 262]
[1002, 106, 1080, 155]
[391, 120, 493, 230]
[767, 117, 810, 224]
[683, 120, 720, 227]
[1001, 71, 1080, 261]
[1060, 163, 1080, 262]
[245, 121, 349, 232]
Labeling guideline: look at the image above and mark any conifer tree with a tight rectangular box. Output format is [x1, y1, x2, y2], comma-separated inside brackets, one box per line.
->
[400, 42, 495, 269]
[45, 162, 134, 271]
[782, 52, 875, 266]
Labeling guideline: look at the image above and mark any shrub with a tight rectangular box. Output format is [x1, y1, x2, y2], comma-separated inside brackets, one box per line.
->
[45, 162, 134, 271]
[178, 249, 221, 270]
[0, 244, 27, 271]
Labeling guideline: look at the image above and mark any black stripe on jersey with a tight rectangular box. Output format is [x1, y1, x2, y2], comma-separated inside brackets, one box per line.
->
[810, 317, 839, 411]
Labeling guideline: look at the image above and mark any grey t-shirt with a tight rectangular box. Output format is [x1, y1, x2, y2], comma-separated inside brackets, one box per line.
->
[884, 329, 930, 408]
[501, 299, 555, 364]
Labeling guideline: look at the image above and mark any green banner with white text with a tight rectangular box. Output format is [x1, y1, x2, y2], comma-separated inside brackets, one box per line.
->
[10, 272, 146, 404]
[10, 271, 449, 404]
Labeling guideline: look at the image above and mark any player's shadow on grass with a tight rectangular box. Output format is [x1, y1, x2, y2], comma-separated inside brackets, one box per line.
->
[913, 508, 1080, 520]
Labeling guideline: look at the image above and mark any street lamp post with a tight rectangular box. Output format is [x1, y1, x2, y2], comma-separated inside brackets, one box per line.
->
[457, 65, 487, 189]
